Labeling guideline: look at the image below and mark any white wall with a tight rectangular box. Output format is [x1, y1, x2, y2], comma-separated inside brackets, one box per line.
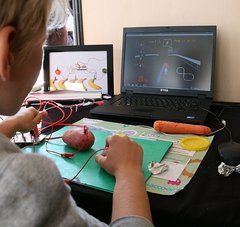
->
[82, 0, 240, 102]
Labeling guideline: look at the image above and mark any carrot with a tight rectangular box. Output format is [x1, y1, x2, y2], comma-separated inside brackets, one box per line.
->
[153, 120, 211, 135]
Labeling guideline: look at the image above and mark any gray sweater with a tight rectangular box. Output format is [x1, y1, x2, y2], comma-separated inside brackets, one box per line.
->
[0, 134, 154, 227]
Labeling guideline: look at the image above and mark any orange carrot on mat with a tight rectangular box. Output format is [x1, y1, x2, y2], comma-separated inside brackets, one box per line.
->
[153, 120, 211, 135]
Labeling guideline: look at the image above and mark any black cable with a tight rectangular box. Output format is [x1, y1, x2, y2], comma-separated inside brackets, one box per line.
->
[200, 106, 232, 141]
[217, 106, 240, 119]
[69, 148, 105, 183]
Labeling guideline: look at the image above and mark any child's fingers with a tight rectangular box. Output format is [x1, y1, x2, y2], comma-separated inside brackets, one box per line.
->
[27, 106, 38, 115]
[26, 107, 47, 118]
[95, 155, 107, 169]
[32, 111, 47, 124]
[40, 110, 48, 118]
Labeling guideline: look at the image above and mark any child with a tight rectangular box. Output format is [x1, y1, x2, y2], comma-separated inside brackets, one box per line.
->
[0, 0, 153, 226]
[0, 107, 47, 138]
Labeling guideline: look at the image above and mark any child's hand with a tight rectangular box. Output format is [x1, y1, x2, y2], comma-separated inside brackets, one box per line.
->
[95, 135, 143, 177]
[0, 107, 48, 138]
[10, 107, 48, 133]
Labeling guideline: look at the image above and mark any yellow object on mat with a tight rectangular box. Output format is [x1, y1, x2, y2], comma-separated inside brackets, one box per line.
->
[180, 136, 210, 151]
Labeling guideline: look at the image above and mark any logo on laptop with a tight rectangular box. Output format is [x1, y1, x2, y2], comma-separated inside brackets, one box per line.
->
[160, 88, 168, 92]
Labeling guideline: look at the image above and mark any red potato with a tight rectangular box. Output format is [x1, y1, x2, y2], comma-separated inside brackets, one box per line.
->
[62, 127, 95, 151]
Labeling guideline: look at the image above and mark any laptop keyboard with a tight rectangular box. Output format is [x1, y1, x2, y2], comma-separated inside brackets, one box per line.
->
[114, 95, 200, 111]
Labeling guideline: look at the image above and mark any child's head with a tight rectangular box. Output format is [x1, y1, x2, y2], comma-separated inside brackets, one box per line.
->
[0, 0, 68, 115]
[0, 0, 50, 62]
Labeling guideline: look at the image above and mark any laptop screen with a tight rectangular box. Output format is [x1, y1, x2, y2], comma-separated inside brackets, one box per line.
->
[121, 26, 216, 97]
[43, 45, 114, 96]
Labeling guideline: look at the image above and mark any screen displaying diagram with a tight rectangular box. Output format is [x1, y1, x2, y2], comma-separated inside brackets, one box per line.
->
[123, 32, 214, 91]
[49, 51, 108, 94]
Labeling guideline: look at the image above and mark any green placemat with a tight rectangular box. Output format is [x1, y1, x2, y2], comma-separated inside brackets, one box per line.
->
[23, 125, 172, 192]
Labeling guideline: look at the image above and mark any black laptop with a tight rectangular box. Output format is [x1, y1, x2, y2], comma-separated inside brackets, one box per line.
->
[91, 26, 216, 124]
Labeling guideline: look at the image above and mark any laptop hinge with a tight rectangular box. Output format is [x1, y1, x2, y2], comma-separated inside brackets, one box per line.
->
[198, 94, 206, 99]
[126, 90, 133, 95]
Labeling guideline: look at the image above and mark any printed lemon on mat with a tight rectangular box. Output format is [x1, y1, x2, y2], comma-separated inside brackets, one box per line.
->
[115, 132, 125, 137]
[180, 137, 210, 151]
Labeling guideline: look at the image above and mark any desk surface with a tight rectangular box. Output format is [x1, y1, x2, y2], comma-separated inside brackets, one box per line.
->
[45, 103, 240, 226]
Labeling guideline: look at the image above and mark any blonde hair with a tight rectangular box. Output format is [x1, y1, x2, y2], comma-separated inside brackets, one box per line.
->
[0, 0, 68, 63]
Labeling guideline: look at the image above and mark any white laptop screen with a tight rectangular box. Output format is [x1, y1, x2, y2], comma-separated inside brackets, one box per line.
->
[49, 51, 108, 94]
[43, 45, 114, 97]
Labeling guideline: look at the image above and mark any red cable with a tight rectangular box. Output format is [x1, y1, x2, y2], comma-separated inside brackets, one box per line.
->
[23, 97, 103, 183]
[23, 96, 44, 111]
[40, 101, 66, 132]
[60, 105, 74, 123]
[24, 97, 92, 159]
[45, 124, 75, 159]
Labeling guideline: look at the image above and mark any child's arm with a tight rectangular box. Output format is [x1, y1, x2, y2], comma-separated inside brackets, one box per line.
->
[0, 107, 47, 138]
